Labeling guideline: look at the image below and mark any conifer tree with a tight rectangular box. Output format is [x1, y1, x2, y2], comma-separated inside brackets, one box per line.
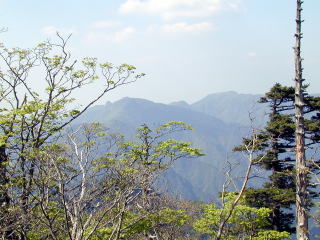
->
[234, 83, 320, 235]
[235, 84, 296, 233]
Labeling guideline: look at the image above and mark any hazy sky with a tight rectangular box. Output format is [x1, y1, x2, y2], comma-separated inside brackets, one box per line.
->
[1, 0, 319, 104]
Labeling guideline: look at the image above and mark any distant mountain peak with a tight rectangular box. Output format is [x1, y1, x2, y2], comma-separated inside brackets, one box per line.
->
[170, 100, 190, 109]
[117, 97, 151, 103]
[201, 91, 261, 100]
[210, 90, 238, 95]
[191, 91, 265, 126]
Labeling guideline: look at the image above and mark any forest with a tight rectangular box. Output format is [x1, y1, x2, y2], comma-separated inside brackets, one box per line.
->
[0, 0, 319, 240]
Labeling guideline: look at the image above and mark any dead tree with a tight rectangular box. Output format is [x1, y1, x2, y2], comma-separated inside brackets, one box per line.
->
[294, 0, 309, 239]
[215, 119, 266, 240]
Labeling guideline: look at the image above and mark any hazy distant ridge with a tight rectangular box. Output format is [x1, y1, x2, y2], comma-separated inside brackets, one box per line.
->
[77, 91, 266, 201]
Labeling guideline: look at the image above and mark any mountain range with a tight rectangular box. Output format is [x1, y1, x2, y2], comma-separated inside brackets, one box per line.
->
[75, 91, 268, 201]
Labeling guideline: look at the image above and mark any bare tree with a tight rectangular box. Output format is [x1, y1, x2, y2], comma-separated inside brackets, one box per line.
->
[294, 1, 309, 239]
[214, 125, 266, 240]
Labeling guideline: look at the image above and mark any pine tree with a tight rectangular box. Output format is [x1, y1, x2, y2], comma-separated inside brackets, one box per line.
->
[234, 83, 320, 235]
[234, 84, 295, 233]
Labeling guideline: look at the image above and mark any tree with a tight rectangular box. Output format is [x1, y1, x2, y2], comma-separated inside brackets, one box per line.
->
[235, 84, 297, 233]
[0, 35, 144, 239]
[233, 80, 320, 238]
[194, 193, 290, 240]
[293, 0, 309, 238]
[23, 121, 203, 240]
[193, 126, 290, 240]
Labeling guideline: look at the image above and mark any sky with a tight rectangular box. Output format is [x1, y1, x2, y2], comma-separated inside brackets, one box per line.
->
[0, 0, 319, 105]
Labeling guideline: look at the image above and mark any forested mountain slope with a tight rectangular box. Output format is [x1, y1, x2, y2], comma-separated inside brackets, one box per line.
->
[190, 91, 265, 126]
[76, 92, 266, 201]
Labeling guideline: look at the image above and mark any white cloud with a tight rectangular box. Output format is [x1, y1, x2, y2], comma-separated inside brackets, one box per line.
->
[42, 26, 77, 35]
[228, 3, 238, 9]
[227, 0, 242, 10]
[85, 27, 136, 43]
[161, 22, 213, 34]
[248, 52, 257, 57]
[113, 27, 136, 41]
[119, 0, 240, 20]
[91, 21, 121, 29]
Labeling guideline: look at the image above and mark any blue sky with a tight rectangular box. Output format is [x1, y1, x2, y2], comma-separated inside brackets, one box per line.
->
[1, 0, 319, 104]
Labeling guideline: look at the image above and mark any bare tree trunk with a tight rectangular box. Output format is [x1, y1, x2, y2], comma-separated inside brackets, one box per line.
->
[294, 1, 309, 239]
[215, 127, 263, 240]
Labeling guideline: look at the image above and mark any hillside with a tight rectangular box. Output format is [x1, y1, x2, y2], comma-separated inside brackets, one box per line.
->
[76, 92, 265, 201]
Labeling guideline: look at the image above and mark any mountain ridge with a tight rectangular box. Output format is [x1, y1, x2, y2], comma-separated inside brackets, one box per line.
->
[75, 92, 267, 201]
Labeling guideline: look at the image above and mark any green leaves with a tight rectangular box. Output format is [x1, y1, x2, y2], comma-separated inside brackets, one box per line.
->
[95, 122, 203, 172]
[100, 62, 113, 69]
[82, 57, 97, 68]
[71, 69, 89, 78]
[119, 63, 136, 71]
[159, 120, 192, 131]
[0, 36, 145, 239]
[194, 193, 290, 239]
[252, 230, 290, 240]
[46, 55, 63, 67]
[126, 208, 189, 235]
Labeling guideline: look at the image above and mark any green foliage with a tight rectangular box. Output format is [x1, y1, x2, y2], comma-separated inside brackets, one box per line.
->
[110, 208, 190, 238]
[252, 230, 290, 240]
[27, 202, 66, 240]
[194, 193, 290, 240]
[18, 122, 203, 240]
[0, 36, 144, 239]
[94, 122, 203, 172]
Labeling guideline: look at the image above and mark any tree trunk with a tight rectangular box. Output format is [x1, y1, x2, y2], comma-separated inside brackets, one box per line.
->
[0, 146, 9, 206]
[294, 0, 309, 239]
[0, 146, 17, 239]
